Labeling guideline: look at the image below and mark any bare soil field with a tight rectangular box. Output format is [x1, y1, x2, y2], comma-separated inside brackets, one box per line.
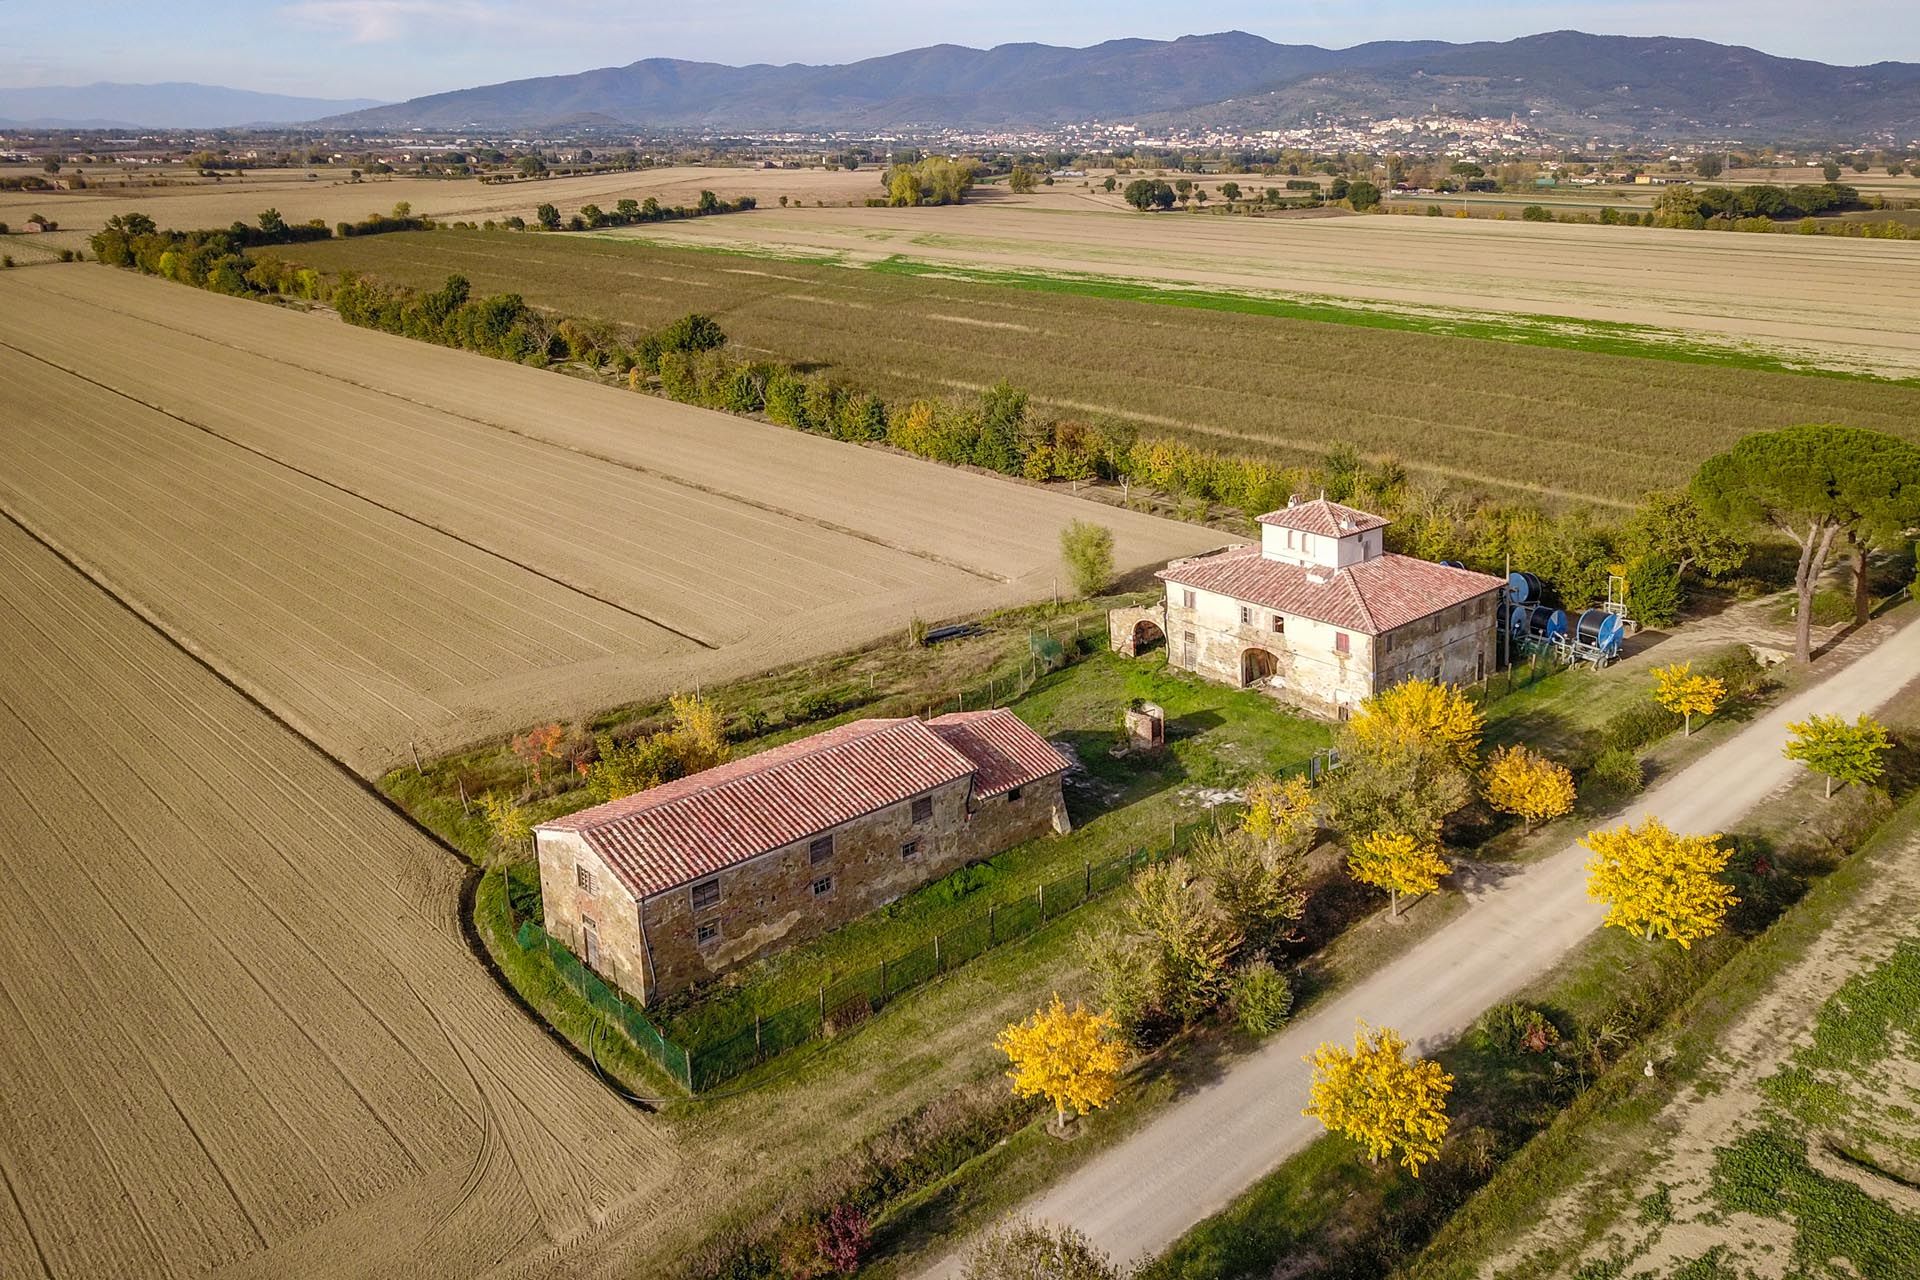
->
[287, 228, 1920, 505]
[604, 188, 1920, 377]
[0, 516, 678, 1279]
[0, 164, 877, 258]
[0, 266, 1216, 773]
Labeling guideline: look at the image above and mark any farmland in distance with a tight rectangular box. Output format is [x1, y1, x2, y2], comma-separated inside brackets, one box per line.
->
[288, 226, 1920, 505]
[0, 266, 1218, 774]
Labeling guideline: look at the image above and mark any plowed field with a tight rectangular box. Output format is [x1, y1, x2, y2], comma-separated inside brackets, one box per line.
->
[0, 267, 1217, 774]
[611, 191, 1920, 376]
[0, 516, 676, 1278]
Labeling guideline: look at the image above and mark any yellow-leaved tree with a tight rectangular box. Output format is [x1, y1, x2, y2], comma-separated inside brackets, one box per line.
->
[1481, 744, 1576, 832]
[1783, 713, 1893, 798]
[667, 691, 730, 774]
[1347, 829, 1451, 919]
[478, 791, 531, 864]
[1348, 677, 1485, 768]
[1304, 1021, 1454, 1177]
[997, 994, 1128, 1136]
[1651, 662, 1726, 736]
[1244, 774, 1317, 848]
[1582, 816, 1737, 948]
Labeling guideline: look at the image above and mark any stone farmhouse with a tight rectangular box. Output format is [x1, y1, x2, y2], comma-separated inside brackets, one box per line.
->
[1112, 497, 1504, 718]
[533, 709, 1071, 1005]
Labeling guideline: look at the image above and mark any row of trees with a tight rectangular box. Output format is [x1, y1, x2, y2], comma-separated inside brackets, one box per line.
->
[1652, 180, 1861, 227]
[532, 189, 753, 231]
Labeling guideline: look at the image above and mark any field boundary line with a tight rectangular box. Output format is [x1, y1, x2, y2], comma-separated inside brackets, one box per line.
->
[0, 336, 722, 650]
[0, 502, 658, 1118]
[12, 274, 1015, 587]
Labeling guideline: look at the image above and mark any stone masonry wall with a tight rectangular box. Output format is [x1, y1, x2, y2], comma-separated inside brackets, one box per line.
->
[536, 828, 650, 1003]
[637, 773, 1069, 1002]
[1374, 594, 1500, 690]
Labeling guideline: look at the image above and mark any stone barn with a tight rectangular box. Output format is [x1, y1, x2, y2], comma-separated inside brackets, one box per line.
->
[533, 709, 1071, 1005]
[1138, 497, 1503, 718]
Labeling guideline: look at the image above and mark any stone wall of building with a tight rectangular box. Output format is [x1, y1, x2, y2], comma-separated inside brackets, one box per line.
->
[635, 773, 1069, 1002]
[1160, 582, 1500, 719]
[1162, 582, 1375, 717]
[1107, 604, 1168, 657]
[1374, 594, 1500, 690]
[535, 829, 651, 1003]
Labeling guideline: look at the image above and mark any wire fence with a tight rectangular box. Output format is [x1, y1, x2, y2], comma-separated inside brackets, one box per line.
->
[509, 811, 1219, 1094]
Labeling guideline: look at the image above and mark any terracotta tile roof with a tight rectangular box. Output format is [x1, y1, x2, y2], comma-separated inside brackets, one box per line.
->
[928, 709, 1072, 798]
[1158, 546, 1502, 636]
[1256, 498, 1391, 538]
[539, 719, 976, 899]
[539, 712, 1069, 899]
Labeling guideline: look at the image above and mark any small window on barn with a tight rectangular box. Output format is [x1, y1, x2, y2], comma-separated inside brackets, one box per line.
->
[1334, 632, 1350, 655]
[812, 876, 834, 898]
[1271, 614, 1284, 634]
[911, 795, 934, 824]
[689, 878, 721, 911]
[695, 920, 721, 947]
[1006, 786, 1023, 802]
[1181, 589, 1196, 609]
[1239, 605, 1252, 626]
[901, 839, 920, 861]
[575, 864, 594, 894]
[809, 835, 834, 864]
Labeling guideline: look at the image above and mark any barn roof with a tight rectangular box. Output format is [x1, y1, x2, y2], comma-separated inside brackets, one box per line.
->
[1158, 545, 1502, 636]
[927, 709, 1069, 798]
[539, 712, 1068, 899]
[1255, 498, 1390, 538]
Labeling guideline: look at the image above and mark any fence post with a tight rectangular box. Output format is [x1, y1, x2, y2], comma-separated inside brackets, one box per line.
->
[755, 1014, 762, 1057]
[684, 1047, 695, 1094]
[1037, 883, 1045, 921]
[988, 904, 997, 945]
[934, 932, 942, 973]
[880, 958, 889, 1000]
[1085, 860, 1092, 898]
[818, 984, 826, 1027]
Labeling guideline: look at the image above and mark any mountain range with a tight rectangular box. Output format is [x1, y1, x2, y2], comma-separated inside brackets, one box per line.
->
[0, 82, 385, 129]
[321, 31, 1920, 141]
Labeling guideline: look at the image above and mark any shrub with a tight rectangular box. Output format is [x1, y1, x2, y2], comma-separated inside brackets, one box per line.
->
[1586, 747, 1644, 798]
[1478, 1000, 1561, 1054]
[788, 685, 847, 722]
[1230, 959, 1294, 1037]
[1060, 519, 1116, 597]
[1603, 701, 1680, 752]
[962, 1216, 1122, 1280]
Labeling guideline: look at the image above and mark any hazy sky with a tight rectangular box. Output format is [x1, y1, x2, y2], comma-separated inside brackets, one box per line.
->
[4, 0, 1915, 101]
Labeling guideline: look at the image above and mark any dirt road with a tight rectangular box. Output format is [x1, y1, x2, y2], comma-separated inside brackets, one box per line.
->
[918, 614, 1920, 1275]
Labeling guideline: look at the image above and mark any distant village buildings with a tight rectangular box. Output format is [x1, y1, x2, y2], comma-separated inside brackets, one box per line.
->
[534, 709, 1070, 1005]
[1112, 498, 1503, 719]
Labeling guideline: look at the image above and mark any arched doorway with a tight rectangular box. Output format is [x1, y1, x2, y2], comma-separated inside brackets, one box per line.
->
[1241, 648, 1278, 687]
[1131, 619, 1165, 654]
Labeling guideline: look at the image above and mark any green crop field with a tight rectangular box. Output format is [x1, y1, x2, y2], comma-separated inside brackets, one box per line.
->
[288, 228, 1920, 506]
